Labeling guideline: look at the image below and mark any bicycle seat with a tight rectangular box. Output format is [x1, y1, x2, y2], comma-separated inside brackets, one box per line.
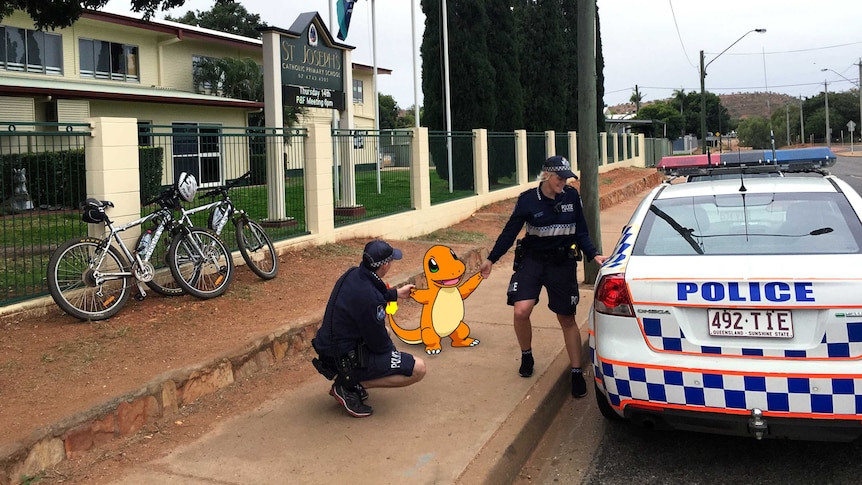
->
[81, 198, 114, 209]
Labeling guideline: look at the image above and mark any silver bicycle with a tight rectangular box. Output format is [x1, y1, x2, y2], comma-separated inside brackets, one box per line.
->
[46, 181, 234, 321]
[179, 171, 278, 280]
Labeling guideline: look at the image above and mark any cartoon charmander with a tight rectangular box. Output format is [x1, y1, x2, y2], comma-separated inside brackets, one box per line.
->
[388, 245, 483, 354]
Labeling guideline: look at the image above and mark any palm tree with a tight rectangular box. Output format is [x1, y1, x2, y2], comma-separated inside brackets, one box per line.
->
[193, 56, 303, 127]
[630, 85, 644, 113]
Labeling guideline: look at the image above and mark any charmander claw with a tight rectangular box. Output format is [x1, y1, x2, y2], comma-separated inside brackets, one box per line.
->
[425, 347, 441, 355]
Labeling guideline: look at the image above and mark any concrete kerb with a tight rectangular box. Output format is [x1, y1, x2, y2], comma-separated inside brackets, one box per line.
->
[0, 172, 662, 485]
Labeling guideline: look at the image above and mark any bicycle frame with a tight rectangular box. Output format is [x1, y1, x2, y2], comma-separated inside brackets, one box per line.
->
[89, 207, 174, 289]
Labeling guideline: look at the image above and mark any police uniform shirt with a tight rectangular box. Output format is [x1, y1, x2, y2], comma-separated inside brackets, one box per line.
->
[487, 183, 599, 263]
[314, 265, 398, 358]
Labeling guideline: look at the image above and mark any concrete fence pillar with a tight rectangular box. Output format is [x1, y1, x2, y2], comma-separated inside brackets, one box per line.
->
[515, 129, 528, 185]
[544, 130, 555, 158]
[410, 126, 431, 210]
[568, 131, 578, 171]
[84, 117, 140, 243]
[473, 128, 488, 195]
[304, 123, 335, 242]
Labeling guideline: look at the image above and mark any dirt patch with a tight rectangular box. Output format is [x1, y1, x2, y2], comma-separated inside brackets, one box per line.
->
[0, 166, 659, 485]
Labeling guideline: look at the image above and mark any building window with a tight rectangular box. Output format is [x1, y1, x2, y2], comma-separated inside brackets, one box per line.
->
[353, 79, 363, 104]
[79, 38, 139, 82]
[0, 25, 62, 75]
[192, 55, 219, 95]
[172, 123, 222, 186]
[137, 121, 153, 147]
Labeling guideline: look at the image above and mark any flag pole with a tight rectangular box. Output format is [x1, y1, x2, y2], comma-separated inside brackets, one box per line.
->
[411, 0, 420, 127]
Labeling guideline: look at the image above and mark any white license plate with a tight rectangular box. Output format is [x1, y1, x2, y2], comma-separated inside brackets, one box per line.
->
[708, 308, 793, 338]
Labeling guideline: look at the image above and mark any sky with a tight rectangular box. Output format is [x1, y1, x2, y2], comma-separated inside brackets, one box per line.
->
[102, 0, 862, 113]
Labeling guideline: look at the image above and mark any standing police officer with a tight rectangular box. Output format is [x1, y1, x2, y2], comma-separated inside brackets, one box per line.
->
[312, 240, 426, 417]
[478, 156, 607, 398]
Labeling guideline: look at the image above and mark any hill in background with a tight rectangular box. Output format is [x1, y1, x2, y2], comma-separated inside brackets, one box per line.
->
[608, 92, 799, 120]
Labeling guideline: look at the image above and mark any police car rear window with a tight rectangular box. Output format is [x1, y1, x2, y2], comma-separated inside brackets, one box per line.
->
[633, 192, 862, 256]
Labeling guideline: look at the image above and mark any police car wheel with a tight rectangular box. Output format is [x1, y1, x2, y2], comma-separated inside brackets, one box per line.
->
[595, 383, 620, 421]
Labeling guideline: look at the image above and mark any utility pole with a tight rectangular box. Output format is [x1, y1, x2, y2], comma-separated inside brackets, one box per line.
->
[578, 0, 600, 284]
[825, 80, 831, 149]
[799, 95, 805, 145]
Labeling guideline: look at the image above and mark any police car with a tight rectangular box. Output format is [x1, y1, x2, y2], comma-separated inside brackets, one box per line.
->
[590, 149, 862, 441]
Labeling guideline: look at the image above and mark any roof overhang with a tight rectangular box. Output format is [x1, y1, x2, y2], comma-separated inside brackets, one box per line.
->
[0, 76, 263, 109]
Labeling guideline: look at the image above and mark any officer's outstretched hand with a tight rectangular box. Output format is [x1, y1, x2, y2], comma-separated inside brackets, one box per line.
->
[593, 255, 608, 265]
[397, 284, 416, 299]
[479, 259, 493, 279]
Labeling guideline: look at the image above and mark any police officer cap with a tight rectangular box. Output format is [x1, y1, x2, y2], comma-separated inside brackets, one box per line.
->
[543, 155, 577, 180]
[362, 240, 403, 268]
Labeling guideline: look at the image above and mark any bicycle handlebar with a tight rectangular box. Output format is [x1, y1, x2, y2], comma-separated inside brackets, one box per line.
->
[202, 171, 253, 199]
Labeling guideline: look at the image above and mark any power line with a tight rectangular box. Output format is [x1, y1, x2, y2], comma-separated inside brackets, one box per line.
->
[667, 0, 696, 69]
[707, 40, 862, 57]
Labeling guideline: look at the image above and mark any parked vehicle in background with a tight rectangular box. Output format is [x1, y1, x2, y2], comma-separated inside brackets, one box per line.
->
[591, 153, 862, 441]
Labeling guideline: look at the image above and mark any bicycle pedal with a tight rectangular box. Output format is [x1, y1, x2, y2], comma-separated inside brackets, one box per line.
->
[133, 293, 145, 301]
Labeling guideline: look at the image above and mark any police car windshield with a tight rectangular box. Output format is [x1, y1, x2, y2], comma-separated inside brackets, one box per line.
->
[633, 193, 862, 256]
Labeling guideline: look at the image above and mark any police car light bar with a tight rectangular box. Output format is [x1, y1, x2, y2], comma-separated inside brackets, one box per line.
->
[658, 147, 836, 177]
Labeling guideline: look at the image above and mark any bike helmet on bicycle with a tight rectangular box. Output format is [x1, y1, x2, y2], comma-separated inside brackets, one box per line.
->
[176, 172, 198, 202]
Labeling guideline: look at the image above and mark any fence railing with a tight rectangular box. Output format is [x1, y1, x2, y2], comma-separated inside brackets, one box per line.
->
[0, 120, 646, 309]
[331, 129, 414, 226]
[487, 132, 517, 192]
[428, 131, 476, 205]
[0, 122, 91, 304]
[142, 125, 309, 246]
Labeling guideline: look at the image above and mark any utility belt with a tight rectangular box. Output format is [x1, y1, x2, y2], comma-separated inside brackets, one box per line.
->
[514, 239, 581, 270]
[311, 338, 369, 385]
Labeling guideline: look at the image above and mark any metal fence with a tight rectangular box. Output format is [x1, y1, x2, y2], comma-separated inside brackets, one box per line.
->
[331, 129, 413, 226]
[143, 125, 309, 249]
[429, 130, 476, 205]
[525, 132, 546, 179]
[0, 122, 91, 305]
[487, 132, 517, 192]
[644, 137, 673, 167]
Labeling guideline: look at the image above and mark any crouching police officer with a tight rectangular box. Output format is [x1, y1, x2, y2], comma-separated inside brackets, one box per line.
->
[312, 240, 426, 417]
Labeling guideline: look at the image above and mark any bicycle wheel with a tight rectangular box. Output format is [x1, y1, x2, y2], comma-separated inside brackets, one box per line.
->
[46, 237, 132, 321]
[134, 231, 185, 297]
[168, 228, 234, 299]
[235, 219, 278, 280]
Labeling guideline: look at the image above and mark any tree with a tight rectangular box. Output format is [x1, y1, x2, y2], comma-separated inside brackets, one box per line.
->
[378, 94, 399, 130]
[736, 116, 772, 149]
[166, 0, 266, 39]
[629, 85, 644, 112]
[0, 0, 188, 30]
[635, 102, 683, 140]
[683, 91, 730, 139]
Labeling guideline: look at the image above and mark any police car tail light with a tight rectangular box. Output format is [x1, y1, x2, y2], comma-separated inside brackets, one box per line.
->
[595, 274, 635, 317]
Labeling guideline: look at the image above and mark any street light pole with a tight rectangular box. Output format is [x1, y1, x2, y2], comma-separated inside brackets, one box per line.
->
[699, 28, 767, 154]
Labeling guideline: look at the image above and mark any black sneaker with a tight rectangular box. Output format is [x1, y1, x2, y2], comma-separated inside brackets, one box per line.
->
[355, 383, 369, 402]
[519, 353, 534, 377]
[330, 383, 373, 417]
[571, 371, 587, 398]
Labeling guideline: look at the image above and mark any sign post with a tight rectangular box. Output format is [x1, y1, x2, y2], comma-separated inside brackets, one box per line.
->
[848, 120, 856, 153]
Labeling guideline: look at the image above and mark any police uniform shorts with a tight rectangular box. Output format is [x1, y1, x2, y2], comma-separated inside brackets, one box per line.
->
[506, 255, 579, 315]
[354, 349, 416, 381]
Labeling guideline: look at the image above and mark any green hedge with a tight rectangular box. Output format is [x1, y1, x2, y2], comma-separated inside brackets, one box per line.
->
[0, 146, 165, 212]
[139, 146, 164, 203]
[0, 149, 86, 211]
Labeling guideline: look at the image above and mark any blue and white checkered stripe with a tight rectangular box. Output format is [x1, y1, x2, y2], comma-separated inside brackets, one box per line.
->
[642, 317, 862, 359]
[597, 360, 862, 415]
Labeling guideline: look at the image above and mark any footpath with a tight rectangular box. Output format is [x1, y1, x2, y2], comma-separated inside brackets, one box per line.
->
[1, 172, 660, 485]
[98, 193, 649, 485]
